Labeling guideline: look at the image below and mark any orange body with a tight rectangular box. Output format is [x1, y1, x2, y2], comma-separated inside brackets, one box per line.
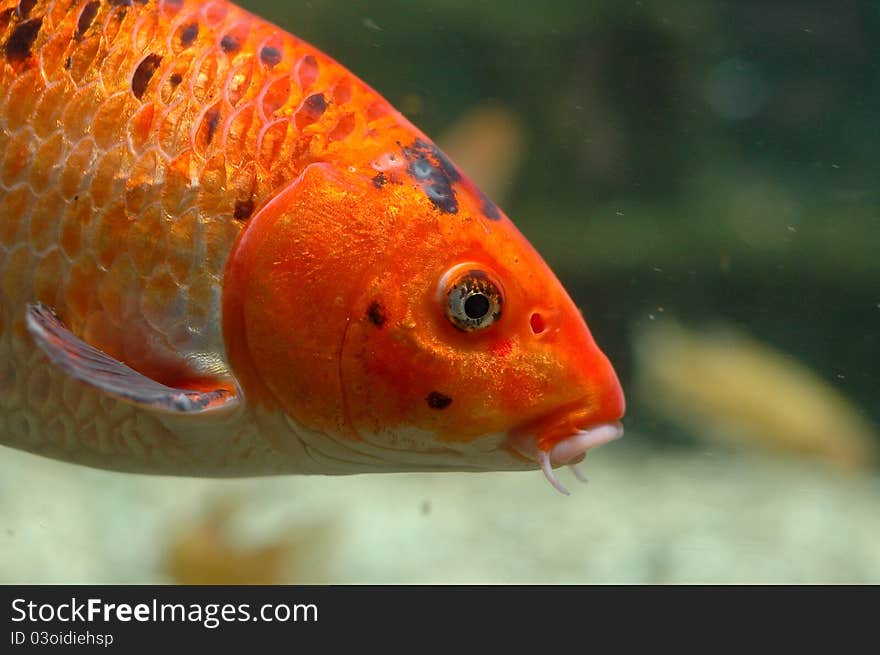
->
[0, 0, 624, 486]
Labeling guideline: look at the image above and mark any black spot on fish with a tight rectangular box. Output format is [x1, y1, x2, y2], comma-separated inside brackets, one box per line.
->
[180, 22, 199, 48]
[367, 301, 386, 327]
[169, 72, 182, 87]
[260, 45, 282, 68]
[5, 17, 41, 62]
[233, 199, 254, 221]
[64, 55, 72, 70]
[409, 157, 434, 181]
[203, 108, 220, 145]
[430, 192, 457, 214]
[479, 191, 501, 221]
[16, 0, 37, 19]
[426, 391, 452, 410]
[431, 145, 461, 183]
[76, 1, 99, 39]
[372, 172, 387, 189]
[220, 34, 239, 53]
[425, 184, 457, 214]
[304, 93, 327, 115]
[402, 139, 460, 214]
[131, 53, 162, 99]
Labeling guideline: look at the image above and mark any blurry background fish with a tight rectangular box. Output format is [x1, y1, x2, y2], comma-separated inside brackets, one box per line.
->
[635, 321, 878, 469]
[1, 0, 878, 583]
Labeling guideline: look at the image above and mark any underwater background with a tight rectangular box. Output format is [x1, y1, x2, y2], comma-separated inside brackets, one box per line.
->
[1, 0, 878, 583]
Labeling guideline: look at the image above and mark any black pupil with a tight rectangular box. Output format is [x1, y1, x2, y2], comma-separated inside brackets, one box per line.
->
[464, 293, 491, 320]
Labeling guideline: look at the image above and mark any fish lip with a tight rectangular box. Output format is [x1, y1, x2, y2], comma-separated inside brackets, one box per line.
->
[505, 397, 625, 466]
[506, 419, 624, 465]
[546, 421, 623, 465]
[505, 415, 623, 495]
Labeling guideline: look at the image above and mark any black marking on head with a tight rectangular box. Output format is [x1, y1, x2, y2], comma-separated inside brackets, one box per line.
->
[76, 1, 99, 39]
[233, 199, 254, 221]
[367, 301, 386, 327]
[17, 0, 37, 19]
[180, 22, 199, 48]
[426, 391, 452, 410]
[432, 146, 461, 184]
[6, 17, 41, 62]
[131, 53, 162, 99]
[260, 45, 282, 68]
[169, 72, 182, 87]
[479, 191, 501, 221]
[204, 108, 220, 145]
[304, 93, 327, 115]
[402, 139, 460, 214]
[424, 185, 456, 213]
[372, 172, 387, 189]
[64, 55, 72, 70]
[220, 34, 239, 53]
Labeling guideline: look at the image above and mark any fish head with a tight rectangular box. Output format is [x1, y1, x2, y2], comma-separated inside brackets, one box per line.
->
[339, 154, 626, 487]
[223, 140, 624, 487]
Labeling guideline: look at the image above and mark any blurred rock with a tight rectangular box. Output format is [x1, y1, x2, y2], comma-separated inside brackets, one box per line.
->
[164, 499, 333, 585]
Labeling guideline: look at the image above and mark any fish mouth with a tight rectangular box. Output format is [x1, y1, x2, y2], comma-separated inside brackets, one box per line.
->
[506, 402, 624, 495]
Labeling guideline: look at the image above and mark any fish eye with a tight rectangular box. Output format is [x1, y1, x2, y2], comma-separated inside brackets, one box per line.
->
[442, 268, 503, 332]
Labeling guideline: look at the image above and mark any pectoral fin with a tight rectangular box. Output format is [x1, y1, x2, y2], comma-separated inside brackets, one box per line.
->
[26, 303, 239, 413]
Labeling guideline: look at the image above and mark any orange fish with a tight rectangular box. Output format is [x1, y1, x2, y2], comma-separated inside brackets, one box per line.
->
[0, 0, 624, 493]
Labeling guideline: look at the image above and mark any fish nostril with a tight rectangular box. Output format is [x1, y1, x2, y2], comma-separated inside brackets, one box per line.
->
[529, 312, 546, 335]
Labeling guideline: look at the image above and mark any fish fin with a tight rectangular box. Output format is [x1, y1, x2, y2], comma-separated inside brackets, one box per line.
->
[26, 303, 239, 413]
